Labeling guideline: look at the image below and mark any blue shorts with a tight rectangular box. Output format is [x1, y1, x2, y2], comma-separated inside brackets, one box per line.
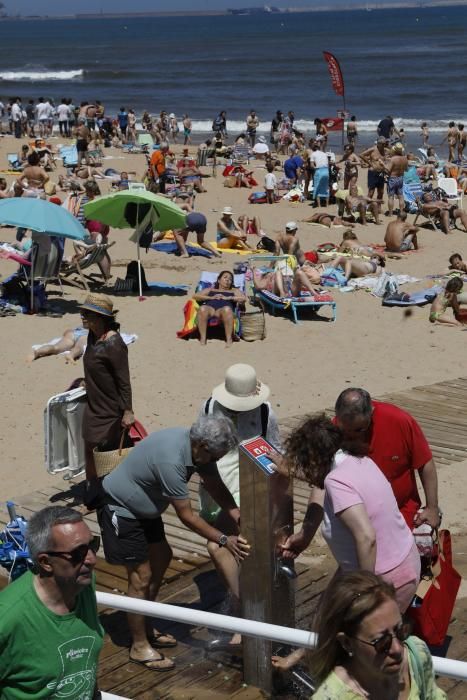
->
[387, 175, 404, 196]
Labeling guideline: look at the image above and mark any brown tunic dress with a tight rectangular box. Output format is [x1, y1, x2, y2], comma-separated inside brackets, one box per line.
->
[82, 332, 133, 448]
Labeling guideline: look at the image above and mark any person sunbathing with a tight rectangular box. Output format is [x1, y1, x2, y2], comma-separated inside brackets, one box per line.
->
[329, 253, 386, 283]
[193, 270, 246, 347]
[216, 207, 252, 250]
[429, 277, 462, 326]
[421, 191, 467, 234]
[338, 230, 374, 255]
[345, 182, 382, 225]
[178, 157, 206, 192]
[302, 212, 355, 229]
[253, 259, 323, 299]
[26, 327, 88, 363]
[237, 214, 264, 238]
[448, 252, 467, 273]
[384, 211, 420, 251]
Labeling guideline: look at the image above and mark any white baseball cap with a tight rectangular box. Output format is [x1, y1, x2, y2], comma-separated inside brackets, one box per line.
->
[286, 221, 298, 231]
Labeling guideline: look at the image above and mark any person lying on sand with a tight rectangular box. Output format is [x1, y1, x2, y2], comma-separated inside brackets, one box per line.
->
[338, 230, 374, 256]
[26, 328, 88, 364]
[384, 211, 420, 252]
[302, 212, 355, 229]
[429, 277, 462, 327]
[329, 253, 386, 283]
[448, 253, 467, 273]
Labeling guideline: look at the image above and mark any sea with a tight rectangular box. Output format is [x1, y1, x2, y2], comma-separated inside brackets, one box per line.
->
[0, 6, 466, 148]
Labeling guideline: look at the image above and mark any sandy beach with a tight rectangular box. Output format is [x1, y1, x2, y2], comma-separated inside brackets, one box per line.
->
[0, 134, 466, 545]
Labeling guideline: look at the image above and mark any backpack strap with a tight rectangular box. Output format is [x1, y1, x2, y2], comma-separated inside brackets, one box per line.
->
[260, 403, 269, 437]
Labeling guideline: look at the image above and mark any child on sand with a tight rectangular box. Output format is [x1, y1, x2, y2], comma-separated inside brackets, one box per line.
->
[429, 277, 462, 326]
[264, 163, 277, 204]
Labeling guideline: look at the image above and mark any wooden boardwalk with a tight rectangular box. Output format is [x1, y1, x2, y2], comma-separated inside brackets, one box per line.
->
[2, 375, 467, 697]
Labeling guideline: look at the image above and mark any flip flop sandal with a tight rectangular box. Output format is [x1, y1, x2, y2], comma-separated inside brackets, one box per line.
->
[129, 652, 175, 672]
[150, 633, 178, 648]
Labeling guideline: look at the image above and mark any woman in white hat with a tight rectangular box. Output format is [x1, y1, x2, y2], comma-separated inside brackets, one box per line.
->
[200, 364, 281, 647]
[168, 113, 179, 143]
[216, 207, 252, 251]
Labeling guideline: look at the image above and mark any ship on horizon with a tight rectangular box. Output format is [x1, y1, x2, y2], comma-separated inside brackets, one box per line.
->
[228, 5, 281, 15]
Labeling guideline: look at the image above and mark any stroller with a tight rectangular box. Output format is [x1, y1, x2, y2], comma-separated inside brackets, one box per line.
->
[0, 502, 33, 581]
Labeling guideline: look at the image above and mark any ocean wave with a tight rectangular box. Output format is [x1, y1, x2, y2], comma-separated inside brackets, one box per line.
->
[0, 69, 83, 81]
[189, 118, 462, 134]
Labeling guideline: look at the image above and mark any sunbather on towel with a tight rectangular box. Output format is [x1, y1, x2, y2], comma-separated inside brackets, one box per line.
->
[328, 253, 386, 283]
[345, 183, 382, 225]
[302, 212, 355, 229]
[193, 270, 246, 347]
[384, 212, 420, 252]
[26, 328, 88, 363]
[448, 253, 467, 274]
[338, 230, 374, 256]
[216, 207, 253, 251]
[429, 277, 463, 327]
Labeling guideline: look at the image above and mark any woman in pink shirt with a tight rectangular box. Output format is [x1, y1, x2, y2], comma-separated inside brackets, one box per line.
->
[278, 414, 420, 613]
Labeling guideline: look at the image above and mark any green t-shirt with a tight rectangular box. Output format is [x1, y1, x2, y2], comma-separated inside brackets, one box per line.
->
[0, 571, 104, 699]
[311, 636, 446, 699]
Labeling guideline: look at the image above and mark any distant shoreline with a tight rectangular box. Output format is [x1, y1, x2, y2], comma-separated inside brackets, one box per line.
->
[2, 2, 467, 21]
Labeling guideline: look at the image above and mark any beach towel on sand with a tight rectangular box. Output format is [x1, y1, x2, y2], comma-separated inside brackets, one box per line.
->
[151, 241, 213, 258]
[382, 286, 442, 307]
[32, 331, 138, 356]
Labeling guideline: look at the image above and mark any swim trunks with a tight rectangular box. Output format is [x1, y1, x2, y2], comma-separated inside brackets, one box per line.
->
[76, 139, 88, 152]
[399, 239, 413, 252]
[186, 212, 207, 234]
[387, 175, 404, 196]
[367, 169, 385, 191]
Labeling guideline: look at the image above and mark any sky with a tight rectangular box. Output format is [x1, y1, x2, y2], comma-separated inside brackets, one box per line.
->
[10, 0, 374, 15]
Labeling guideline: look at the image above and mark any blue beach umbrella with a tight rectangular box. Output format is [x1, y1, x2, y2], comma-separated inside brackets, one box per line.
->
[0, 198, 87, 311]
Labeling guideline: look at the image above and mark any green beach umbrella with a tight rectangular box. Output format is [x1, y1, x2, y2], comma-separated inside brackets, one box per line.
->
[83, 190, 187, 299]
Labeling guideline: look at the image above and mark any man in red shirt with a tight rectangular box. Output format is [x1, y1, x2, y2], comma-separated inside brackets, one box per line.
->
[334, 387, 440, 531]
[280, 387, 440, 560]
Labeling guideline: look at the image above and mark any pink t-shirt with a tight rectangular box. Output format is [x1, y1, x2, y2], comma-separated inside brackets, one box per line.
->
[322, 453, 413, 574]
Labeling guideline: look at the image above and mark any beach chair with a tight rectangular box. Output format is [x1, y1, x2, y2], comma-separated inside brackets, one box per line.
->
[128, 181, 146, 192]
[44, 387, 87, 477]
[60, 145, 78, 168]
[138, 133, 154, 148]
[249, 255, 336, 324]
[60, 241, 115, 290]
[231, 144, 251, 165]
[177, 270, 245, 340]
[438, 177, 463, 209]
[23, 238, 65, 295]
[7, 153, 22, 171]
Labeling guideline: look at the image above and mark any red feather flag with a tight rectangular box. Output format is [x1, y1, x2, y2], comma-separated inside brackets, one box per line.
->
[323, 51, 345, 97]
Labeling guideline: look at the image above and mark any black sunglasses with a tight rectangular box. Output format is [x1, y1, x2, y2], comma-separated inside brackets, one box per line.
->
[46, 535, 100, 566]
[353, 621, 411, 656]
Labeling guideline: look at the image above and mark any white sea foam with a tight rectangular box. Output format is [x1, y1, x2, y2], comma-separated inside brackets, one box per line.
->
[189, 118, 464, 134]
[0, 69, 83, 81]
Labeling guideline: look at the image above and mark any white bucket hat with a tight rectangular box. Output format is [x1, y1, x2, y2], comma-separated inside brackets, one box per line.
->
[222, 206, 235, 216]
[212, 364, 270, 412]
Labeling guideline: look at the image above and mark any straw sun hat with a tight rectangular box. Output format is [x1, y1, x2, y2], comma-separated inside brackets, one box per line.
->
[212, 364, 270, 412]
[79, 293, 117, 318]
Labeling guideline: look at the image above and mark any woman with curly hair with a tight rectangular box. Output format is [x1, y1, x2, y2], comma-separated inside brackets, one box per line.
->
[274, 414, 420, 613]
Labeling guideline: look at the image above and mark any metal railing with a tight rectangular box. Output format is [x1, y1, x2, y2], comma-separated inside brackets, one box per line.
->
[96, 591, 467, 685]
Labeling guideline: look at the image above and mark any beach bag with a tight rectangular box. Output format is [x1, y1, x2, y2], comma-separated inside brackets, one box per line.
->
[93, 421, 148, 478]
[240, 308, 267, 341]
[125, 261, 149, 291]
[407, 530, 461, 646]
[321, 268, 347, 287]
[249, 191, 268, 204]
[223, 176, 237, 188]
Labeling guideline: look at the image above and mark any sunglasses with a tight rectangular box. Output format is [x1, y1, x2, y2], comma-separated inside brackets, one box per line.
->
[353, 621, 411, 655]
[46, 535, 100, 566]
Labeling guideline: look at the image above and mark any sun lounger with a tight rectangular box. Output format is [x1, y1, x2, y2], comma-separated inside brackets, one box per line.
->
[382, 286, 441, 307]
[60, 145, 78, 168]
[44, 387, 87, 477]
[177, 270, 245, 339]
[60, 241, 115, 290]
[7, 153, 22, 171]
[253, 287, 336, 323]
[137, 133, 154, 148]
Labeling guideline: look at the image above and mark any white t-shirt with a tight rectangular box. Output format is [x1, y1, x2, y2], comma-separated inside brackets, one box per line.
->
[35, 102, 49, 120]
[57, 104, 70, 121]
[11, 103, 22, 122]
[310, 150, 329, 168]
[265, 172, 277, 190]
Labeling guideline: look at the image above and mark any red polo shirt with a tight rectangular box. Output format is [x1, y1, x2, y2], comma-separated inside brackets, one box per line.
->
[368, 401, 432, 529]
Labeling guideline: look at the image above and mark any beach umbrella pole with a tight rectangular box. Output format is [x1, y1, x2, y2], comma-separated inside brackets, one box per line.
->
[30, 249, 34, 314]
[137, 239, 145, 301]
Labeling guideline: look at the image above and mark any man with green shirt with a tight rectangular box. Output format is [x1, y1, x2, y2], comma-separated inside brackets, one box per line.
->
[0, 506, 103, 699]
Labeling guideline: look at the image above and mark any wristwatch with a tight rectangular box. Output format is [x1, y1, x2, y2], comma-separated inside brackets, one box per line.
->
[218, 534, 228, 547]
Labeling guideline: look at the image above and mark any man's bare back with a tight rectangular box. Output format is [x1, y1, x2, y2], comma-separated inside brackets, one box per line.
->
[387, 154, 408, 177]
[384, 216, 419, 251]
